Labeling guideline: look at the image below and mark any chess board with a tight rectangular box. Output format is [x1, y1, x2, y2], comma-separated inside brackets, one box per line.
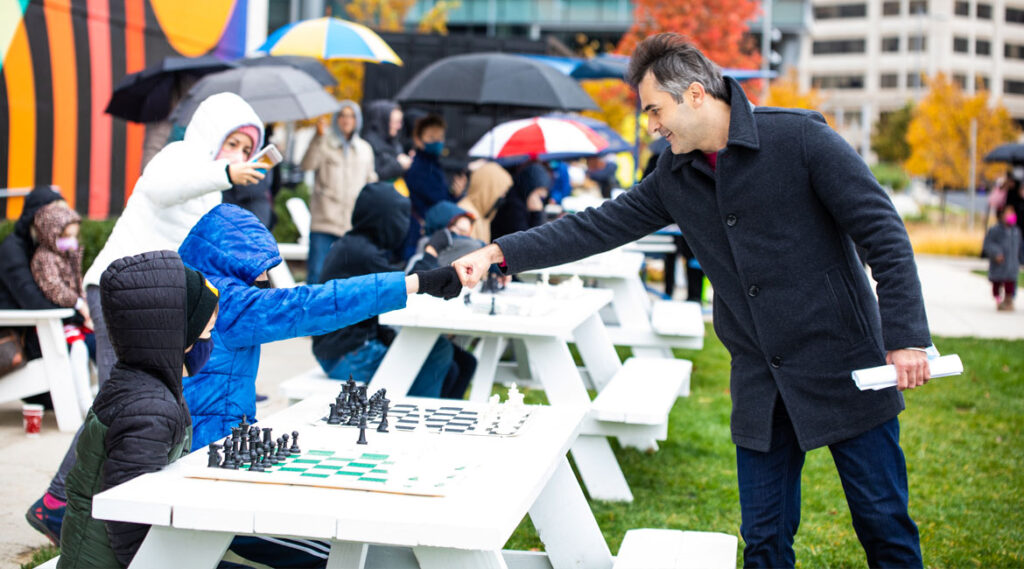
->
[319, 403, 532, 437]
[182, 447, 471, 497]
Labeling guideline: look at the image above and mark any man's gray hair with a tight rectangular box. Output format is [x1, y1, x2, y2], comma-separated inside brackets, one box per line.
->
[626, 33, 728, 102]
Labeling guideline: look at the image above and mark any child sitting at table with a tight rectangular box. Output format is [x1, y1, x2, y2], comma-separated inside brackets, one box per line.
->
[58, 252, 219, 569]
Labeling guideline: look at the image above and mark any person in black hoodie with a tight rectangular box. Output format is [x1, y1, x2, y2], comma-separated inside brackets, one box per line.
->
[362, 100, 411, 182]
[0, 186, 89, 361]
[313, 182, 475, 398]
[58, 251, 219, 568]
[490, 162, 550, 242]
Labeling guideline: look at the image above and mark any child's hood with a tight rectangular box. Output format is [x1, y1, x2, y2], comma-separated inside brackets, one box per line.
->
[99, 250, 188, 396]
[15, 186, 64, 240]
[363, 100, 397, 141]
[178, 203, 282, 286]
[349, 182, 411, 251]
[184, 92, 264, 161]
[32, 202, 80, 252]
[424, 201, 471, 235]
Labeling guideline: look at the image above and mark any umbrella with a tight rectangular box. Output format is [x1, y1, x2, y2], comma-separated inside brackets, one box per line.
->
[257, 17, 402, 65]
[238, 54, 337, 87]
[396, 52, 598, 112]
[984, 143, 1024, 164]
[169, 66, 341, 125]
[545, 113, 634, 154]
[468, 117, 609, 162]
[105, 55, 237, 122]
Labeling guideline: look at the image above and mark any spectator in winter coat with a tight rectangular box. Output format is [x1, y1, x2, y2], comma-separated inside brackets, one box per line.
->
[407, 201, 486, 268]
[982, 204, 1024, 310]
[457, 162, 514, 243]
[58, 251, 219, 569]
[362, 100, 411, 182]
[490, 161, 550, 241]
[301, 100, 378, 285]
[313, 183, 475, 399]
[401, 114, 467, 259]
[83, 92, 265, 386]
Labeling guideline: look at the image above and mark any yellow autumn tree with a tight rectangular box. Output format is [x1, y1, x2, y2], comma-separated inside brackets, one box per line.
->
[765, 69, 835, 127]
[905, 73, 1019, 189]
[345, 0, 416, 31]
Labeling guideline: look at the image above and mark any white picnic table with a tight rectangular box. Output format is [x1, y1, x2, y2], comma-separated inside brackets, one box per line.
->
[368, 285, 637, 502]
[92, 395, 613, 569]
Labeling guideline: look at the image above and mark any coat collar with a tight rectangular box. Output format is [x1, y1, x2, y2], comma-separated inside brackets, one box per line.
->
[670, 76, 760, 171]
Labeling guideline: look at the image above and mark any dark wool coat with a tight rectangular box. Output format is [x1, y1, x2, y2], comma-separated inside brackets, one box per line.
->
[59, 251, 192, 568]
[495, 77, 931, 452]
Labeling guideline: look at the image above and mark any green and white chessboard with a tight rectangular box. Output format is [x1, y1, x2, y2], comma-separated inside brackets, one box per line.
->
[183, 447, 471, 497]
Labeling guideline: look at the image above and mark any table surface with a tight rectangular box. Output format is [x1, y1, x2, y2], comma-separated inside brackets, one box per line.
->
[92, 396, 589, 552]
[521, 250, 645, 280]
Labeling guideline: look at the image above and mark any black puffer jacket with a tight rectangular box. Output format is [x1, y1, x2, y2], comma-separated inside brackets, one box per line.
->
[59, 251, 193, 569]
[313, 183, 433, 361]
[0, 186, 69, 359]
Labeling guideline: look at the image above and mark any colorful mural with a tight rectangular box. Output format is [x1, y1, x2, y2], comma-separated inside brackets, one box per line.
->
[0, 0, 249, 219]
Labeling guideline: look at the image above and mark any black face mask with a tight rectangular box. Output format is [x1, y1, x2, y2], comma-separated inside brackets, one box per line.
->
[253, 280, 271, 289]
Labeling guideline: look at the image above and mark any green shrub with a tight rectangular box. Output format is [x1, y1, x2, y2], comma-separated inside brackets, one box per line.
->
[272, 183, 310, 244]
[871, 162, 910, 191]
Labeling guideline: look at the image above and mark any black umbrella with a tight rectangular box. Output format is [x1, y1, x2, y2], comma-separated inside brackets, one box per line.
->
[105, 56, 237, 122]
[169, 66, 341, 125]
[395, 52, 598, 112]
[238, 54, 338, 87]
[984, 143, 1024, 164]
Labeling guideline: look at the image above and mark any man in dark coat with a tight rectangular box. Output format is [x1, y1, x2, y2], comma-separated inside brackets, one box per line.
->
[453, 34, 932, 568]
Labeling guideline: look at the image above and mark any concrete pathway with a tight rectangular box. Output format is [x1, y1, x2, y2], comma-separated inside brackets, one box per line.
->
[915, 254, 1024, 340]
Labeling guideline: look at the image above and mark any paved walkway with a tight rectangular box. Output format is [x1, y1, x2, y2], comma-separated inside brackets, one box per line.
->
[0, 254, 1019, 567]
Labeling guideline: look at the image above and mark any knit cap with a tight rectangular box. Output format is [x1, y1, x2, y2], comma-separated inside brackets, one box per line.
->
[184, 268, 219, 348]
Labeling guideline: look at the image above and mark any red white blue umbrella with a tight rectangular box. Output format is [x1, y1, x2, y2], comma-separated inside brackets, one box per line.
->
[468, 117, 609, 162]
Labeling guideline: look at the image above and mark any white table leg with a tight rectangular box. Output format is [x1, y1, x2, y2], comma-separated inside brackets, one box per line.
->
[609, 278, 672, 359]
[468, 336, 505, 402]
[530, 457, 614, 569]
[327, 540, 368, 569]
[572, 313, 622, 392]
[368, 328, 441, 396]
[128, 526, 232, 569]
[37, 316, 83, 432]
[522, 337, 634, 502]
[413, 547, 508, 569]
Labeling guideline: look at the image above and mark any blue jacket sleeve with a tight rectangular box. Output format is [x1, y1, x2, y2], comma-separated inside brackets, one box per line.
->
[215, 272, 408, 349]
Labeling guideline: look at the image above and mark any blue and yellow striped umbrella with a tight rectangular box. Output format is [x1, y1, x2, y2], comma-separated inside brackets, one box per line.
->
[257, 17, 402, 65]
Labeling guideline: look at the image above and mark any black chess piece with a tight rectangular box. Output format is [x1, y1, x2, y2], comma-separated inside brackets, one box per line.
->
[489, 296, 497, 316]
[238, 430, 250, 463]
[327, 403, 341, 424]
[262, 427, 273, 446]
[357, 413, 368, 445]
[281, 433, 291, 456]
[377, 400, 389, 433]
[207, 443, 222, 468]
[266, 442, 279, 465]
[290, 431, 301, 454]
[239, 415, 249, 431]
[464, 292, 471, 306]
[276, 437, 288, 460]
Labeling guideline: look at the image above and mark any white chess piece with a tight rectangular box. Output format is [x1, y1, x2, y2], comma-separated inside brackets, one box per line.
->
[506, 382, 525, 407]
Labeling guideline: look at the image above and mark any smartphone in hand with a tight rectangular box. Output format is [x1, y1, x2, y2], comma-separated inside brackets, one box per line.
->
[249, 144, 283, 170]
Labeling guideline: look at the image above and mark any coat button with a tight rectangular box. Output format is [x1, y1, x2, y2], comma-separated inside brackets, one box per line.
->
[748, 285, 760, 297]
[770, 356, 782, 368]
[726, 214, 737, 227]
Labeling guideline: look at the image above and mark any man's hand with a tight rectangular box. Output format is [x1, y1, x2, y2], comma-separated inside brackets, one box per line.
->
[886, 349, 930, 391]
[452, 244, 504, 289]
[228, 162, 266, 186]
[316, 116, 329, 136]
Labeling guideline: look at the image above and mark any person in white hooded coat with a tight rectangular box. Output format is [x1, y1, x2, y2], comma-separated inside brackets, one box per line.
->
[83, 92, 265, 385]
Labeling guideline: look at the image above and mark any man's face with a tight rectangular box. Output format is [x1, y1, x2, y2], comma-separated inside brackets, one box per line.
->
[639, 72, 698, 155]
[420, 126, 445, 145]
[337, 108, 357, 137]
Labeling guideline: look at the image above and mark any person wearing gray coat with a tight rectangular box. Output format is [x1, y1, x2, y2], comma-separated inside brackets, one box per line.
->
[453, 34, 932, 569]
[982, 204, 1023, 310]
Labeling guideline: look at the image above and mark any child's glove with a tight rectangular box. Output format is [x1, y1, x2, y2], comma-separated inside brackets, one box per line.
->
[414, 266, 462, 300]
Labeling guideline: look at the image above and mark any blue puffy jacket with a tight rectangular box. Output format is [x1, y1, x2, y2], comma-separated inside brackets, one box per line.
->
[178, 204, 407, 450]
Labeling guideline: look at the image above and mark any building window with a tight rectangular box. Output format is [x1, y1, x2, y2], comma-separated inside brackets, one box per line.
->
[908, 35, 927, 51]
[880, 73, 900, 88]
[883, 0, 901, 15]
[979, 75, 990, 90]
[811, 75, 865, 89]
[1007, 7, 1024, 23]
[813, 3, 867, 19]
[909, 0, 928, 14]
[977, 2, 992, 17]
[977, 39, 991, 55]
[953, 74, 967, 88]
[907, 73, 926, 88]
[1004, 79, 1024, 94]
[955, 0, 970, 15]
[954, 37, 969, 53]
[882, 36, 900, 52]
[1006, 43, 1024, 59]
[812, 39, 867, 54]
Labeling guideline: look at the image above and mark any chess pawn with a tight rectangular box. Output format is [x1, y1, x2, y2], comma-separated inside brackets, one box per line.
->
[280, 433, 291, 456]
[290, 431, 301, 454]
[377, 401, 389, 433]
[357, 414, 368, 445]
[207, 444, 222, 468]
[276, 437, 289, 460]
[266, 442, 279, 465]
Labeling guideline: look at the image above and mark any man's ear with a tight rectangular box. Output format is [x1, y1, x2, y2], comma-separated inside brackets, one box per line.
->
[688, 82, 708, 108]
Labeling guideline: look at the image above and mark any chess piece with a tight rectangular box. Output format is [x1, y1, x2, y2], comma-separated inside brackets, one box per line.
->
[290, 431, 301, 454]
[507, 382, 525, 406]
[357, 413, 368, 445]
[489, 297, 496, 316]
[238, 429, 250, 463]
[327, 403, 341, 424]
[463, 292, 472, 306]
[207, 443, 222, 468]
[238, 415, 249, 431]
[276, 437, 288, 460]
[262, 427, 273, 447]
[266, 442, 279, 465]
[377, 400, 389, 433]
[280, 433, 290, 456]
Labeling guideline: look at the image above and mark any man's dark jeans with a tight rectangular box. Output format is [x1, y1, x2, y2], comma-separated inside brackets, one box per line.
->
[736, 399, 923, 568]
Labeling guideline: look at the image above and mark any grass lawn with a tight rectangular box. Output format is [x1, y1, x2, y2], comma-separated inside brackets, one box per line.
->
[505, 324, 1024, 568]
[971, 268, 1024, 287]
[23, 325, 1024, 568]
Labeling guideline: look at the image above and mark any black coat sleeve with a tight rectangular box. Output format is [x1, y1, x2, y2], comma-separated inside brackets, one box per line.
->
[0, 236, 63, 310]
[101, 396, 183, 567]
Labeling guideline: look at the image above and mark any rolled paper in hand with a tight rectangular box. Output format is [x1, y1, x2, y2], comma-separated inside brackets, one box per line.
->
[851, 354, 963, 391]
